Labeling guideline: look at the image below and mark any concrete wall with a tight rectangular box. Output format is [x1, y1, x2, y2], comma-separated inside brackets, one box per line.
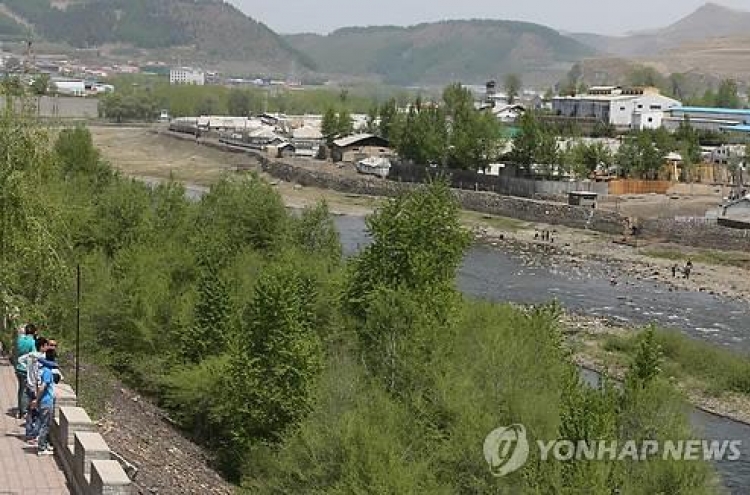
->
[261, 159, 627, 234]
[52, 386, 134, 494]
[642, 218, 750, 251]
[0, 95, 99, 118]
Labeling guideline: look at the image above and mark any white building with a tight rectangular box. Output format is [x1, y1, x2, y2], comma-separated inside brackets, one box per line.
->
[52, 79, 86, 97]
[492, 104, 525, 124]
[169, 67, 205, 86]
[552, 86, 681, 130]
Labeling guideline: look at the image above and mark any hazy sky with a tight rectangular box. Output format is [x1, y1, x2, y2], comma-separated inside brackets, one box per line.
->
[230, 0, 750, 35]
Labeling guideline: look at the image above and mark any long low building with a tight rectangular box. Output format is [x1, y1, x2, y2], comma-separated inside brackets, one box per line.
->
[663, 107, 750, 134]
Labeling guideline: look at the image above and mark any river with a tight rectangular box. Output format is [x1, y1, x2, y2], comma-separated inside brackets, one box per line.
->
[336, 215, 750, 493]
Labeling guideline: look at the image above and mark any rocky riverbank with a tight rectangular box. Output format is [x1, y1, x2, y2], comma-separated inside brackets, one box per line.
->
[470, 216, 750, 305]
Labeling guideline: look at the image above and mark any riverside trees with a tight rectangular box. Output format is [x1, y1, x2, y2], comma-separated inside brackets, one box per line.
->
[0, 112, 721, 493]
[389, 84, 503, 170]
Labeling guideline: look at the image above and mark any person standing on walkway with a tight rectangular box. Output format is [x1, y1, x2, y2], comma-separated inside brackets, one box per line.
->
[33, 350, 57, 456]
[18, 337, 51, 442]
[14, 324, 37, 419]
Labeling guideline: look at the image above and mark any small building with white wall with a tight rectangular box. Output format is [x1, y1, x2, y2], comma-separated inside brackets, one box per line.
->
[170, 67, 205, 85]
[52, 79, 86, 97]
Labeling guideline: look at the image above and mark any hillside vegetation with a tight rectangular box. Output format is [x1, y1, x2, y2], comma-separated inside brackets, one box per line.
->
[0, 100, 721, 491]
[0, 0, 314, 71]
[285, 20, 594, 85]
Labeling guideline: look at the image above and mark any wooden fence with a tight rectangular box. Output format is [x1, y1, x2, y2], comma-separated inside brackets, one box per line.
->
[608, 179, 672, 195]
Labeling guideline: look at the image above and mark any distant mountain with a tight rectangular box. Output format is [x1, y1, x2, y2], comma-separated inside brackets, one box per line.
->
[0, 0, 314, 72]
[284, 20, 595, 85]
[571, 3, 750, 57]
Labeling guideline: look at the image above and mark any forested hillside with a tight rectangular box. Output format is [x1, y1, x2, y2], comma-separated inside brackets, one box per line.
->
[0, 0, 314, 70]
[285, 20, 595, 85]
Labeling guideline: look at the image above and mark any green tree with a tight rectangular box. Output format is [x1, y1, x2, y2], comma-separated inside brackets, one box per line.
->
[293, 201, 341, 263]
[55, 127, 102, 178]
[442, 83, 502, 170]
[321, 107, 338, 146]
[365, 104, 379, 134]
[336, 108, 353, 136]
[668, 73, 687, 100]
[627, 326, 663, 389]
[390, 101, 448, 166]
[182, 237, 232, 364]
[503, 73, 521, 104]
[378, 98, 398, 139]
[716, 79, 741, 108]
[569, 141, 613, 178]
[344, 181, 470, 324]
[99, 93, 125, 123]
[227, 89, 251, 116]
[224, 265, 324, 443]
[196, 95, 221, 116]
[511, 111, 555, 174]
[31, 74, 50, 96]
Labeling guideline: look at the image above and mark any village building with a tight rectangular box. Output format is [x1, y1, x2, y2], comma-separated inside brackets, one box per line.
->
[491, 104, 525, 124]
[267, 141, 296, 159]
[331, 134, 392, 163]
[291, 126, 324, 158]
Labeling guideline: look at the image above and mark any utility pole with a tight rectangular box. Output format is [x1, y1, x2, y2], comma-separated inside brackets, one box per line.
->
[75, 264, 81, 401]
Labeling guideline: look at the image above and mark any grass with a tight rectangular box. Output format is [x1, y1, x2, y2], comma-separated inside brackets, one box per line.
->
[640, 247, 750, 269]
[602, 328, 750, 396]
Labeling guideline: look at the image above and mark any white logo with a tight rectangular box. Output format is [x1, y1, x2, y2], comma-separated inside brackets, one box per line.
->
[483, 424, 530, 477]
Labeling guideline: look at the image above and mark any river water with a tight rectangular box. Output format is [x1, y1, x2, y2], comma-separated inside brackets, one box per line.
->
[336, 215, 750, 492]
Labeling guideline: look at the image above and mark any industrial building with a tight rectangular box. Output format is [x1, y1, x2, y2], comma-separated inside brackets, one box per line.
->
[552, 86, 681, 130]
[663, 107, 750, 134]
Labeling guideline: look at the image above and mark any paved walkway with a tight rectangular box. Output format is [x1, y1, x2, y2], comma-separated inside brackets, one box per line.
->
[0, 357, 70, 494]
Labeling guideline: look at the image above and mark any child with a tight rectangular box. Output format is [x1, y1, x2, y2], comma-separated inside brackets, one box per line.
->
[33, 350, 57, 456]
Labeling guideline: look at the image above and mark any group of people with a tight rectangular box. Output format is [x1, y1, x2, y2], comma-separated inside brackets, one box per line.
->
[11, 323, 63, 456]
[671, 260, 694, 280]
[534, 230, 556, 243]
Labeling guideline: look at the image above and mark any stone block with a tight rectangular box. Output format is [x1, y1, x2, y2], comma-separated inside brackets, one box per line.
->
[56, 384, 77, 420]
[88, 460, 132, 495]
[59, 406, 95, 449]
[75, 432, 111, 484]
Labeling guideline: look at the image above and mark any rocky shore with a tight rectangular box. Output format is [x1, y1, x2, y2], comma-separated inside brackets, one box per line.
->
[470, 218, 750, 305]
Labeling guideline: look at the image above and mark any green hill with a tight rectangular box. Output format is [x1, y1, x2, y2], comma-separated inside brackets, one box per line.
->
[284, 20, 595, 85]
[0, 0, 314, 71]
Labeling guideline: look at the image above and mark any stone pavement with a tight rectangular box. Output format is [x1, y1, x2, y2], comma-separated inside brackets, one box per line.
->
[0, 357, 70, 494]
